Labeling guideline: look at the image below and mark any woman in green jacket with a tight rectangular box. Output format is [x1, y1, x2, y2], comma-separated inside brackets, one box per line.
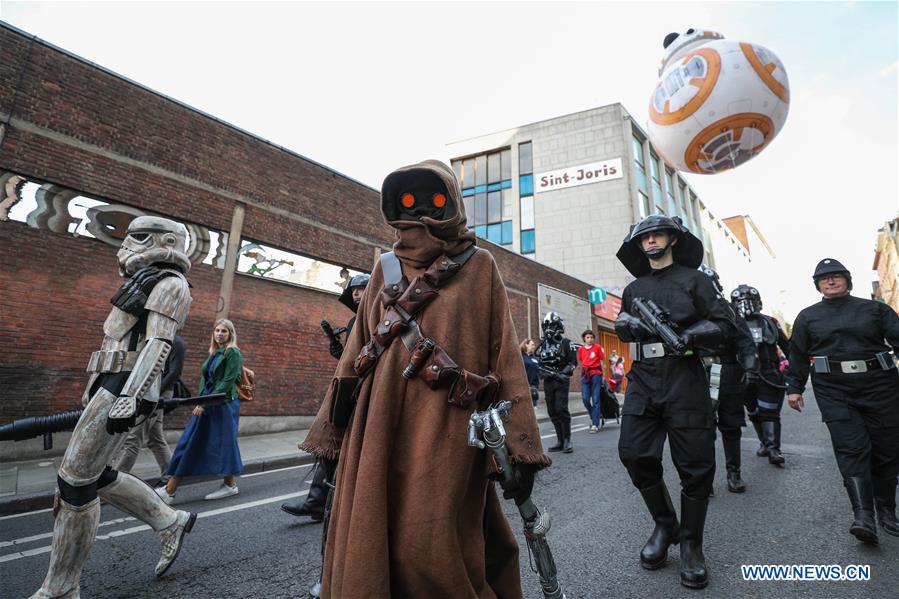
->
[157, 319, 244, 502]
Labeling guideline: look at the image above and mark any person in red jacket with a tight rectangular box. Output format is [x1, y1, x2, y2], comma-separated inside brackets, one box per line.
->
[578, 331, 606, 432]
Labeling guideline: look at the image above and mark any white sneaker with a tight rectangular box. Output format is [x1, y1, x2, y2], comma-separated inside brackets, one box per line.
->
[589, 425, 598, 433]
[204, 484, 239, 500]
[155, 485, 175, 505]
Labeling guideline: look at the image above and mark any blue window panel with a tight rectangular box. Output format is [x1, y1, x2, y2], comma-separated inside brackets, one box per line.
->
[475, 225, 487, 239]
[462, 187, 475, 197]
[474, 184, 488, 195]
[486, 223, 502, 244]
[501, 179, 512, 190]
[521, 229, 535, 254]
[519, 174, 534, 197]
[487, 182, 503, 192]
[501, 220, 513, 245]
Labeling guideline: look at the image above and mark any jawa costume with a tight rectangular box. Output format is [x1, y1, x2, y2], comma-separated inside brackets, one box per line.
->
[300, 160, 550, 598]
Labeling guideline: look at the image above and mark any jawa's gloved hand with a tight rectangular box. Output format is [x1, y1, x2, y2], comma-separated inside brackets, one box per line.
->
[502, 464, 537, 506]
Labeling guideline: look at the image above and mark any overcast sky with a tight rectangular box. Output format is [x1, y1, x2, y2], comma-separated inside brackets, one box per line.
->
[2, 1, 896, 320]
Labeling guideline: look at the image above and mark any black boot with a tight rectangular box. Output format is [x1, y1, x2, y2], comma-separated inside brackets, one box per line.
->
[723, 437, 746, 493]
[845, 477, 879, 544]
[872, 477, 899, 537]
[751, 420, 767, 456]
[761, 422, 784, 465]
[638, 481, 680, 570]
[547, 421, 564, 452]
[281, 460, 329, 520]
[562, 420, 573, 453]
[680, 493, 709, 589]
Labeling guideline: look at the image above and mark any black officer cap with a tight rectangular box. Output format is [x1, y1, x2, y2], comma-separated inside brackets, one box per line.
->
[812, 258, 852, 291]
[616, 214, 705, 277]
[339, 273, 370, 310]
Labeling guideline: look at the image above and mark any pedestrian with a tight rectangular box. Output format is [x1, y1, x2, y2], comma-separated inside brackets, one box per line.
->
[614, 214, 737, 589]
[608, 348, 620, 373]
[538, 312, 577, 453]
[156, 319, 244, 503]
[30, 217, 197, 599]
[112, 334, 186, 484]
[731, 284, 791, 466]
[282, 274, 370, 522]
[786, 258, 899, 544]
[578, 330, 605, 432]
[609, 357, 625, 393]
[521, 338, 541, 407]
[299, 160, 549, 598]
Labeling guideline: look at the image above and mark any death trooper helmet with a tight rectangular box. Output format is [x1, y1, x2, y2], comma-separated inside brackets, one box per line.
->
[338, 273, 371, 311]
[116, 216, 191, 277]
[698, 263, 723, 295]
[730, 284, 763, 318]
[542, 311, 565, 335]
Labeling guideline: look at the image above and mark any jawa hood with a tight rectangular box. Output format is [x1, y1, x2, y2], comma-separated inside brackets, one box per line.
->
[381, 160, 477, 268]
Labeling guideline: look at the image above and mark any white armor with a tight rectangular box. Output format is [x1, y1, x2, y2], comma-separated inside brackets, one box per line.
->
[32, 217, 196, 599]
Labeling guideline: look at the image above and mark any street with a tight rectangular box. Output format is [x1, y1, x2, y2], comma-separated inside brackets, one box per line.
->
[3, 393, 896, 598]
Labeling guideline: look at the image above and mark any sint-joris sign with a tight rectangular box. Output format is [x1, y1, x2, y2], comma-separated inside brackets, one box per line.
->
[535, 157, 623, 194]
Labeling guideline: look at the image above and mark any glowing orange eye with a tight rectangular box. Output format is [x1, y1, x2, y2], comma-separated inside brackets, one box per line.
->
[401, 193, 415, 208]
[432, 193, 447, 208]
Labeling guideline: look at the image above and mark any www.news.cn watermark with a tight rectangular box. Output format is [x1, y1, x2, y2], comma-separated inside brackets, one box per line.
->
[742, 564, 871, 582]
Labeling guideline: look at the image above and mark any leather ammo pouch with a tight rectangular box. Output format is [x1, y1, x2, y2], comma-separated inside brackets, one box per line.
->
[417, 345, 460, 389]
[448, 371, 500, 409]
[372, 305, 410, 347]
[395, 276, 439, 316]
[353, 341, 380, 377]
[328, 376, 361, 428]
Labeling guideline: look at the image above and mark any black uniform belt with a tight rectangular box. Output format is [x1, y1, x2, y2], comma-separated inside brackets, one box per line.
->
[812, 352, 896, 374]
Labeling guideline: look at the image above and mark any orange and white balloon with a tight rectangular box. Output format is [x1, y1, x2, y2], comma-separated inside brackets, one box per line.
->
[647, 28, 789, 175]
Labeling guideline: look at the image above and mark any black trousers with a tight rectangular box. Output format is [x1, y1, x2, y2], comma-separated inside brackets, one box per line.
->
[824, 403, 899, 481]
[544, 378, 571, 430]
[745, 382, 784, 423]
[717, 389, 746, 440]
[619, 398, 716, 500]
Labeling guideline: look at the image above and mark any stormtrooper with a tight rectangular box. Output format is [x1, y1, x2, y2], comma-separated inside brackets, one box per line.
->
[32, 216, 196, 599]
[731, 285, 790, 465]
[538, 311, 577, 453]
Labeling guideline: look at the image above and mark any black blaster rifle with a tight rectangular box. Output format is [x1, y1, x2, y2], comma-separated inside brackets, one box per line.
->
[320, 320, 347, 342]
[0, 393, 229, 450]
[469, 401, 566, 599]
[538, 366, 570, 383]
[631, 297, 689, 356]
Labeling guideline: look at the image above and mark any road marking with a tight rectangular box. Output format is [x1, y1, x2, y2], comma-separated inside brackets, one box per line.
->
[0, 463, 313, 522]
[1, 516, 136, 548]
[0, 490, 310, 563]
[540, 424, 591, 440]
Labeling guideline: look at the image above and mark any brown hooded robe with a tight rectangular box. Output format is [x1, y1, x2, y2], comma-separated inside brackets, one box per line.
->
[301, 160, 550, 598]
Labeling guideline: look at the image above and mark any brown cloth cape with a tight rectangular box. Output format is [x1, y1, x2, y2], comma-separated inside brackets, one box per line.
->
[300, 160, 551, 598]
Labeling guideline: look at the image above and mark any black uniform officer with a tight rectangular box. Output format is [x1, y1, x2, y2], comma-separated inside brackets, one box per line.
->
[538, 311, 577, 453]
[281, 273, 370, 519]
[698, 266, 760, 494]
[732, 285, 790, 465]
[786, 258, 899, 544]
[615, 215, 737, 589]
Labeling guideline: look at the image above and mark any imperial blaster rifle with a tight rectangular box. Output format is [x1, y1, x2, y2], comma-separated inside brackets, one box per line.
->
[0, 393, 229, 450]
[320, 320, 347, 342]
[468, 401, 566, 599]
[631, 297, 690, 356]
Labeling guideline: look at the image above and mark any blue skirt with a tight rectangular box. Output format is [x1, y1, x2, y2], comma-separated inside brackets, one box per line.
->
[167, 399, 243, 477]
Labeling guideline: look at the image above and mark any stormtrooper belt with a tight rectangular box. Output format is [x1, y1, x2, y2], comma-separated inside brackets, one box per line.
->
[634, 342, 667, 360]
[86, 350, 140, 373]
[812, 352, 896, 374]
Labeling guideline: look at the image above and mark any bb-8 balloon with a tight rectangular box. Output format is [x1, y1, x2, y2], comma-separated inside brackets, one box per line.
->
[647, 28, 789, 174]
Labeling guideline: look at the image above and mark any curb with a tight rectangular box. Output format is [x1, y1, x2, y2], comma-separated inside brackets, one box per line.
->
[0, 453, 315, 517]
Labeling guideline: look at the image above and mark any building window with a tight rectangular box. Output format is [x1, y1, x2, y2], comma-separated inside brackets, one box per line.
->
[520, 228, 535, 254]
[665, 169, 678, 218]
[632, 136, 650, 218]
[520, 196, 535, 230]
[453, 149, 513, 246]
[650, 153, 664, 214]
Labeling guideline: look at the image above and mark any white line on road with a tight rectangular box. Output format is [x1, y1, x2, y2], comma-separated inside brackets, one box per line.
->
[0, 490, 310, 564]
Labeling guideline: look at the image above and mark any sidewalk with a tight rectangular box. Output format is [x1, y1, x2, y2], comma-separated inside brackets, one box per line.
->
[0, 393, 590, 516]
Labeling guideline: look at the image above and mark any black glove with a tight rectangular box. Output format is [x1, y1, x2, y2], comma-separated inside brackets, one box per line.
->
[329, 338, 344, 360]
[615, 312, 654, 342]
[681, 320, 723, 353]
[502, 464, 537, 506]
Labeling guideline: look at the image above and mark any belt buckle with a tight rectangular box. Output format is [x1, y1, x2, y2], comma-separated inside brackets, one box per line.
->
[643, 343, 664, 359]
[840, 360, 867, 374]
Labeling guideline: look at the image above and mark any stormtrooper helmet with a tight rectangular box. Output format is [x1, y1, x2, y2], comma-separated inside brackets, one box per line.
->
[117, 216, 191, 276]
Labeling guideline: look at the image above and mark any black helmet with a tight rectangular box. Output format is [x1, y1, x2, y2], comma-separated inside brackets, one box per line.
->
[339, 273, 370, 311]
[616, 214, 705, 277]
[542, 311, 564, 334]
[698, 263, 723, 294]
[730, 284, 762, 318]
[812, 258, 852, 291]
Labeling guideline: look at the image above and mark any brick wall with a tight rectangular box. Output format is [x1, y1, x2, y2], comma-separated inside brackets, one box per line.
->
[0, 23, 598, 421]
